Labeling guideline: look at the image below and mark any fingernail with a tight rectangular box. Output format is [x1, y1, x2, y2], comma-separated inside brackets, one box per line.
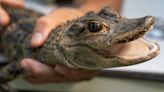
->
[55, 65, 66, 74]
[31, 32, 43, 46]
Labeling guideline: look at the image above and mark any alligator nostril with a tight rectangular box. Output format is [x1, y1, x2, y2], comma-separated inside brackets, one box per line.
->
[145, 16, 155, 26]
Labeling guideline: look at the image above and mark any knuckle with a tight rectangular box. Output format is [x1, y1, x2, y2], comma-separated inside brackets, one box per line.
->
[68, 71, 78, 78]
[68, 74, 81, 80]
[65, 70, 89, 80]
[68, 72, 96, 81]
[32, 68, 44, 77]
[37, 17, 49, 26]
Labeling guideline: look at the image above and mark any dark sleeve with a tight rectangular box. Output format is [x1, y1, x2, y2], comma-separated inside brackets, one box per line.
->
[55, 0, 74, 5]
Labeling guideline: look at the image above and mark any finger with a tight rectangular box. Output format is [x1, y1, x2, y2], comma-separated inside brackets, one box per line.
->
[0, 6, 9, 25]
[31, 8, 82, 47]
[24, 76, 63, 84]
[55, 65, 100, 80]
[0, 0, 24, 8]
[24, 74, 79, 84]
[31, 16, 57, 47]
[24, 76, 47, 84]
[21, 58, 56, 77]
[21, 59, 71, 84]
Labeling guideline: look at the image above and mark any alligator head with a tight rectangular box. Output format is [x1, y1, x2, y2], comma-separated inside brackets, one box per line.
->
[60, 7, 160, 70]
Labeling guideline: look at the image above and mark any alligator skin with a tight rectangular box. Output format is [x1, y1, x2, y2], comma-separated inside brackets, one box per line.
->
[0, 5, 160, 92]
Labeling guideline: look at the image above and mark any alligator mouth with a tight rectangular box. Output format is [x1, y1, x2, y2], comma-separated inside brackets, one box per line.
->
[96, 18, 159, 65]
[97, 38, 160, 65]
[97, 16, 160, 65]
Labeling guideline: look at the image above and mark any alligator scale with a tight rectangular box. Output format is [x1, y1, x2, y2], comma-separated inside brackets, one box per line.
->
[0, 5, 160, 92]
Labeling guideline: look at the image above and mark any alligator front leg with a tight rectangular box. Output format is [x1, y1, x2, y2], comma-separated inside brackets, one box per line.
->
[0, 61, 23, 92]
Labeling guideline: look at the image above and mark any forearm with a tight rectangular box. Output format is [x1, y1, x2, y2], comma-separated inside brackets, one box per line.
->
[76, 0, 123, 14]
[51, 0, 122, 24]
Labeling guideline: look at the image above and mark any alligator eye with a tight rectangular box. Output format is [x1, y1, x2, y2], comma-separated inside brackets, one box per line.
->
[88, 21, 102, 32]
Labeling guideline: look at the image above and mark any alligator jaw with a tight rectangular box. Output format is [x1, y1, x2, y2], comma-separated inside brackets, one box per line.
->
[104, 38, 160, 65]
[110, 16, 155, 45]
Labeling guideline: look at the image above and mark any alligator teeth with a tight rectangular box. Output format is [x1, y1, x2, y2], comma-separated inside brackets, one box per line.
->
[149, 25, 154, 31]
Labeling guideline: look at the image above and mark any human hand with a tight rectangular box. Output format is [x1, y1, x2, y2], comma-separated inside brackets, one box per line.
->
[0, 0, 24, 25]
[21, 58, 100, 84]
[21, 8, 100, 83]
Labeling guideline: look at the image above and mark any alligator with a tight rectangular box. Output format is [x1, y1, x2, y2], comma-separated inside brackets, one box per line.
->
[0, 5, 160, 92]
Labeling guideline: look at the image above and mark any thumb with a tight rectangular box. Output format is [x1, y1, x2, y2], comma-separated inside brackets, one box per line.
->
[31, 8, 83, 47]
[0, 0, 24, 8]
[0, 0, 24, 25]
[31, 16, 58, 47]
[0, 6, 9, 25]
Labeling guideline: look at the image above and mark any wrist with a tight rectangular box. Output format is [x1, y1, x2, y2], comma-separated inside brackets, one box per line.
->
[54, 7, 83, 20]
[47, 7, 84, 27]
